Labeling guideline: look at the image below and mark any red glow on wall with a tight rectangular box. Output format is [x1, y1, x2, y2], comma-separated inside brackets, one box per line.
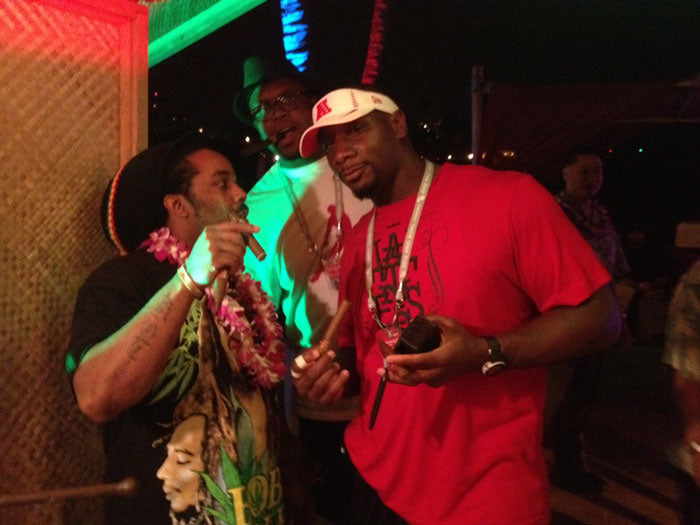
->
[1, 0, 148, 69]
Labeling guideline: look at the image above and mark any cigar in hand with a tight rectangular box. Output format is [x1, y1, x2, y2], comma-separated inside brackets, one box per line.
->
[213, 205, 266, 308]
[318, 299, 351, 353]
[231, 204, 265, 262]
[293, 299, 351, 373]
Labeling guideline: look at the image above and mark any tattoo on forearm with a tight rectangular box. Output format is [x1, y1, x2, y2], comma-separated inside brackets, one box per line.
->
[125, 291, 182, 361]
[158, 295, 175, 322]
[127, 323, 157, 360]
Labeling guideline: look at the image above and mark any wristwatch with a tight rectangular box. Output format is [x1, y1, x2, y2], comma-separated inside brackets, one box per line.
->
[481, 336, 508, 376]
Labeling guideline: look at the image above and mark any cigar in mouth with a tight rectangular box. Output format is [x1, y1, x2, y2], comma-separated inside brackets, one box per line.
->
[239, 138, 271, 157]
[238, 128, 293, 157]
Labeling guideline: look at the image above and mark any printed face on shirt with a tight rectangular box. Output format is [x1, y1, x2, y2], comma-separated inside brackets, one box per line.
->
[185, 148, 247, 226]
[318, 111, 403, 203]
[156, 414, 206, 514]
[248, 77, 314, 160]
[562, 153, 604, 201]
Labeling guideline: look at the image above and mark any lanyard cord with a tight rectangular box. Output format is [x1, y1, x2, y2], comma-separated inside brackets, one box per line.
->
[365, 160, 435, 328]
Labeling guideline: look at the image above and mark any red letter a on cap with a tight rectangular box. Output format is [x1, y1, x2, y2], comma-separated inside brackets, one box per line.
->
[316, 99, 332, 121]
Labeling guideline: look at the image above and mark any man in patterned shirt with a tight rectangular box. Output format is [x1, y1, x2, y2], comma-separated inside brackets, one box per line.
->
[549, 146, 630, 492]
[664, 222, 700, 525]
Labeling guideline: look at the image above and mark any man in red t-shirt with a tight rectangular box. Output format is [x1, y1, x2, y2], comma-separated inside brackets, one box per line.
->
[290, 87, 623, 525]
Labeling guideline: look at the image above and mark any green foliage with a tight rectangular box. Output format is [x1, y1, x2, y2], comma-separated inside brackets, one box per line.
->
[201, 470, 237, 524]
[200, 445, 246, 525]
[149, 303, 200, 404]
[199, 443, 282, 525]
[220, 442, 243, 487]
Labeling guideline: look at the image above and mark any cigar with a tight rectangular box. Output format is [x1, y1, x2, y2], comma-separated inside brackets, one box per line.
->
[232, 205, 266, 262]
[213, 206, 266, 308]
[238, 130, 288, 158]
[239, 138, 272, 157]
[294, 300, 351, 371]
[318, 299, 351, 353]
[242, 232, 266, 262]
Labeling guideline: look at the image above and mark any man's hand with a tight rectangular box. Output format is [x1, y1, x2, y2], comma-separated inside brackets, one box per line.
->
[185, 220, 260, 285]
[675, 373, 700, 489]
[691, 445, 700, 488]
[384, 314, 486, 387]
[292, 347, 350, 405]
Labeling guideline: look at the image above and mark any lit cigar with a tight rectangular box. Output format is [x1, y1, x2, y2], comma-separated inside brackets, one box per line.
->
[238, 129, 288, 158]
[239, 138, 272, 157]
[213, 205, 266, 308]
[294, 299, 351, 372]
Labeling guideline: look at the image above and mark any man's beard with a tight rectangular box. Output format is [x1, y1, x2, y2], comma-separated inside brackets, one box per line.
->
[170, 505, 206, 525]
[346, 170, 393, 204]
[188, 196, 232, 227]
[350, 184, 374, 200]
[341, 170, 377, 201]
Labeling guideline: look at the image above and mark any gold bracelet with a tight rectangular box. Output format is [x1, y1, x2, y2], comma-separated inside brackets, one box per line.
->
[177, 265, 204, 299]
[689, 440, 700, 454]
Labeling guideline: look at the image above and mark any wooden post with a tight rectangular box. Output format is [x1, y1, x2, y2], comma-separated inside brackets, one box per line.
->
[471, 66, 485, 165]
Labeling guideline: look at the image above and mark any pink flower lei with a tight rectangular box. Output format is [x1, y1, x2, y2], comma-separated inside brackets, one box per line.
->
[140, 227, 287, 388]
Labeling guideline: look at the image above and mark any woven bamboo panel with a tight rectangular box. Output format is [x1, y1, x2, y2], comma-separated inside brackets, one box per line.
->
[143, 0, 220, 40]
[0, 2, 136, 523]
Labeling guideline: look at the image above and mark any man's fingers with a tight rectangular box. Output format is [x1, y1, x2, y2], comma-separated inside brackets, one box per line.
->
[212, 220, 260, 236]
[188, 225, 250, 285]
[385, 363, 421, 386]
[306, 360, 342, 401]
[293, 351, 336, 396]
[318, 367, 349, 405]
[386, 362, 444, 388]
[384, 353, 435, 385]
[291, 348, 348, 404]
[212, 253, 244, 275]
[291, 348, 320, 375]
[386, 347, 445, 369]
[293, 353, 310, 372]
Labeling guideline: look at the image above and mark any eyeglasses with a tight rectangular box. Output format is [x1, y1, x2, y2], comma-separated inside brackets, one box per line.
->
[250, 90, 309, 121]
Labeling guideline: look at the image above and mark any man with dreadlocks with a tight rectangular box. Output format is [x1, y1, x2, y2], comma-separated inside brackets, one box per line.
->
[66, 133, 302, 524]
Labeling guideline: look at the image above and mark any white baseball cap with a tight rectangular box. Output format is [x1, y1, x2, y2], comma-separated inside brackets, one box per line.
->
[299, 88, 399, 158]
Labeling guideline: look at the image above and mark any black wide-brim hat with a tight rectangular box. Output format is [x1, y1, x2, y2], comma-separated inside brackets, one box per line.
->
[233, 54, 315, 127]
[100, 131, 239, 254]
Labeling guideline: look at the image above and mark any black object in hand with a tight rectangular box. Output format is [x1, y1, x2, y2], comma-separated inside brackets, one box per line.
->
[369, 372, 387, 430]
[369, 315, 441, 430]
[393, 315, 441, 354]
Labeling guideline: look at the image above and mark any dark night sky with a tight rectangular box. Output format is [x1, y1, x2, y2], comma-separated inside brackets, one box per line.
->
[149, 1, 699, 251]
[149, 0, 700, 140]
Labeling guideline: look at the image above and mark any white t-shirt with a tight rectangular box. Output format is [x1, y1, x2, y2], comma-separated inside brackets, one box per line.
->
[244, 156, 373, 420]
